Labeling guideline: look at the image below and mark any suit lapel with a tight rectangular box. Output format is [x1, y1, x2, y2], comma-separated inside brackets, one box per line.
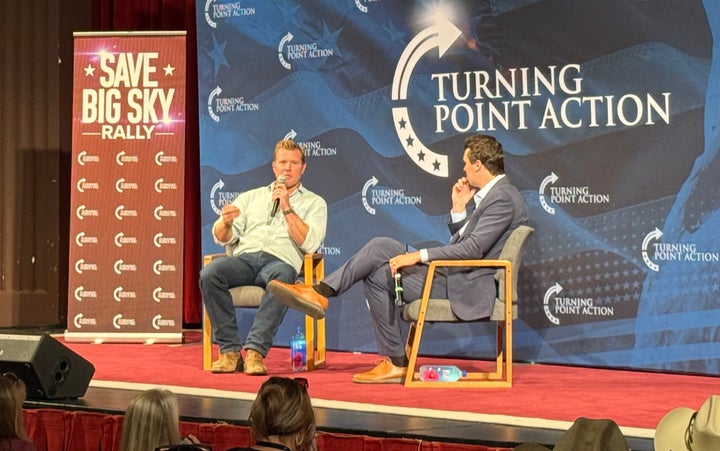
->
[452, 178, 507, 244]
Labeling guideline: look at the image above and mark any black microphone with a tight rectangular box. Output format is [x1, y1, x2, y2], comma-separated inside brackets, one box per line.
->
[270, 175, 287, 218]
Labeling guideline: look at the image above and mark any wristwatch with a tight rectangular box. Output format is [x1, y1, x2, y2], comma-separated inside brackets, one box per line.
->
[282, 208, 295, 216]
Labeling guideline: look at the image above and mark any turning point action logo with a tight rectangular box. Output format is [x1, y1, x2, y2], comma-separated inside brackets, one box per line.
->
[277, 32, 335, 71]
[361, 176, 422, 215]
[204, 0, 256, 28]
[354, 0, 384, 14]
[641, 227, 718, 272]
[207, 85, 260, 122]
[391, 14, 670, 178]
[538, 172, 610, 215]
[284, 129, 337, 157]
[210, 179, 240, 215]
[543, 282, 614, 325]
[391, 19, 461, 178]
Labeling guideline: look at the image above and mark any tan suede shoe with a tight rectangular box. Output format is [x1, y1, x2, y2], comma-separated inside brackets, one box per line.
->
[267, 280, 328, 319]
[351, 358, 407, 384]
[211, 351, 242, 373]
[243, 349, 268, 375]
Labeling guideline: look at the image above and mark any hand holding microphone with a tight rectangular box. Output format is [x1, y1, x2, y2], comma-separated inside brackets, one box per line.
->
[270, 175, 287, 218]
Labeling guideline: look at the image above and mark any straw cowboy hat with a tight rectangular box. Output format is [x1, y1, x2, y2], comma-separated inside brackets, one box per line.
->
[654, 395, 720, 451]
[514, 417, 629, 451]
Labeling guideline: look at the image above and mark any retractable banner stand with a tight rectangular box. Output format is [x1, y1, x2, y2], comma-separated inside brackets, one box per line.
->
[66, 32, 186, 343]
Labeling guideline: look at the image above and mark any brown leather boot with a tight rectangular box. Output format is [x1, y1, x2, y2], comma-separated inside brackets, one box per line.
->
[243, 349, 267, 375]
[211, 351, 242, 373]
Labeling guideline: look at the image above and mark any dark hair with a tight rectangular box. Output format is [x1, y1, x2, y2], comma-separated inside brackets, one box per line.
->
[248, 377, 315, 449]
[464, 134, 504, 175]
[0, 373, 28, 440]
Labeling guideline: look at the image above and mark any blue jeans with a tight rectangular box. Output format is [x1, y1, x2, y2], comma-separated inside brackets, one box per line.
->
[199, 251, 297, 356]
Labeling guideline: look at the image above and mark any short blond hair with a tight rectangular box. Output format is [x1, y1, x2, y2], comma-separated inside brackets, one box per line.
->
[274, 139, 305, 164]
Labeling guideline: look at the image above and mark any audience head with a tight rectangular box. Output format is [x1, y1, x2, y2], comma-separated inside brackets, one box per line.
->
[154, 445, 211, 451]
[0, 372, 29, 440]
[248, 376, 316, 451]
[654, 395, 720, 451]
[464, 134, 505, 176]
[120, 388, 182, 451]
[514, 417, 628, 451]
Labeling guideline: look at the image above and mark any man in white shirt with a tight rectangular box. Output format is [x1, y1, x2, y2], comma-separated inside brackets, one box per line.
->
[201, 139, 327, 375]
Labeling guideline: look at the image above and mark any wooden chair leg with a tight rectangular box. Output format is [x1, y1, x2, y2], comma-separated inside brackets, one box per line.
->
[504, 312, 513, 384]
[304, 253, 326, 370]
[316, 317, 326, 367]
[404, 322, 417, 358]
[491, 322, 504, 380]
[404, 260, 515, 388]
[202, 306, 213, 371]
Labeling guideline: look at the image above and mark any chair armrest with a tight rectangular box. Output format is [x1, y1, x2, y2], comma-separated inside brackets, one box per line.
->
[423, 259, 512, 302]
[306, 252, 323, 265]
[203, 241, 236, 267]
[426, 259, 511, 269]
[303, 253, 324, 285]
[414, 259, 514, 323]
[203, 253, 225, 267]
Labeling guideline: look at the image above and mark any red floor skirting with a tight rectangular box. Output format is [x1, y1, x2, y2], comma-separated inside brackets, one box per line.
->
[23, 408, 512, 451]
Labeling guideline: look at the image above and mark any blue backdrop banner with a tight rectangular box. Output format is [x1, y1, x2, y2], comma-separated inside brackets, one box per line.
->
[195, 0, 720, 375]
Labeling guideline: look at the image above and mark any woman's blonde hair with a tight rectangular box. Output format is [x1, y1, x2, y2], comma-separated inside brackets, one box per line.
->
[120, 388, 182, 451]
[0, 373, 28, 440]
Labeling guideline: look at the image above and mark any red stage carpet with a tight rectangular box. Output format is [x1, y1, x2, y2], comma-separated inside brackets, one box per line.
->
[61, 332, 718, 437]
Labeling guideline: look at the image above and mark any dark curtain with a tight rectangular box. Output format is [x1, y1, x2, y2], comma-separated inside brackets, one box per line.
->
[91, 0, 202, 324]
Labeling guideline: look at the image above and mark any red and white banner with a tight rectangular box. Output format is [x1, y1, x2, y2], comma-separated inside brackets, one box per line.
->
[66, 32, 186, 343]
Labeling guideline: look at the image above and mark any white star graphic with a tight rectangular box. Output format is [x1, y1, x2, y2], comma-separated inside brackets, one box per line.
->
[163, 64, 175, 76]
[84, 64, 95, 76]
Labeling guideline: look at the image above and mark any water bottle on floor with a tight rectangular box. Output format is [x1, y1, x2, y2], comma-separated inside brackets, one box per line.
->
[290, 326, 306, 372]
[418, 365, 466, 382]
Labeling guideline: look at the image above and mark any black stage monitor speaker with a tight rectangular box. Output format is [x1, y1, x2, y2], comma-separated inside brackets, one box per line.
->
[0, 333, 95, 400]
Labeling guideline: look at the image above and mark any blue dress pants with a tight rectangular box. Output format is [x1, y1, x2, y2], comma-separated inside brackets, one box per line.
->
[323, 237, 447, 358]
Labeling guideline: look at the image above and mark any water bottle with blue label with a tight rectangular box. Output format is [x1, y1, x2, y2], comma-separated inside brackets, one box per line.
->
[290, 326, 306, 372]
[418, 365, 466, 382]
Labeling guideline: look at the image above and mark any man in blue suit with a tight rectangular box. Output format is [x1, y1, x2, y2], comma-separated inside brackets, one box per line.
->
[269, 134, 529, 383]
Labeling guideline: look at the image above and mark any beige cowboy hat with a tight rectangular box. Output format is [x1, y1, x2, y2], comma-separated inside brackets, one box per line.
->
[514, 417, 629, 451]
[654, 395, 720, 451]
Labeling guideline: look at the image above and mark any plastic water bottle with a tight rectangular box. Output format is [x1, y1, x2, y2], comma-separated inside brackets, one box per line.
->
[290, 326, 306, 372]
[418, 365, 466, 382]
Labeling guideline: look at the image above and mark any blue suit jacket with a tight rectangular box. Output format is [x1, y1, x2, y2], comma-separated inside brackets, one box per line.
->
[425, 177, 528, 320]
